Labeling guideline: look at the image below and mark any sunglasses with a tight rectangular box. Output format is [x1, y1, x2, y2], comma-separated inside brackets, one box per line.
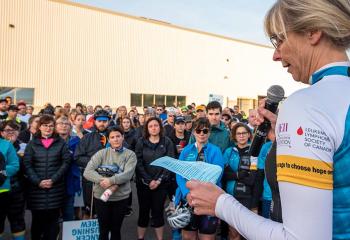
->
[195, 128, 209, 134]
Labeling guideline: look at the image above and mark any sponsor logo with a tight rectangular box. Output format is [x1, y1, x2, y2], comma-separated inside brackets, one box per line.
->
[297, 126, 303, 135]
[299, 127, 331, 153]
[278, 123, 288, 134]
[277, 123, 291, 148]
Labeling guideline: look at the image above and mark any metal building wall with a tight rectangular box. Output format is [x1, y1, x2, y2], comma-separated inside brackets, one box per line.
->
[0, 0, 303, 107]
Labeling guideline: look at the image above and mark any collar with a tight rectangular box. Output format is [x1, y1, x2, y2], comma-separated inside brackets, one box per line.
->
[309, 61, 350, 85]
[194, 142, 208, 150]
[112, 146, 125, 153]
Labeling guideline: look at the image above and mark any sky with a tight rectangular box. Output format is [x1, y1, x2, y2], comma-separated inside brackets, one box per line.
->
[71, 0, 277, 46]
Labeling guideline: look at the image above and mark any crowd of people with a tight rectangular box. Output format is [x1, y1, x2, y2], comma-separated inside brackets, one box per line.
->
[0, 96, 272, 240]
[1, 0, 349, 239]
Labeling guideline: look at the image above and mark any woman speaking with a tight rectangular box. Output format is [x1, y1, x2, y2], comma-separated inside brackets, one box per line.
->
[185, 0, 350, 239]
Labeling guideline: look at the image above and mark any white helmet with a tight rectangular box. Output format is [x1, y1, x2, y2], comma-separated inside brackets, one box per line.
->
[167, 203, 192, 229]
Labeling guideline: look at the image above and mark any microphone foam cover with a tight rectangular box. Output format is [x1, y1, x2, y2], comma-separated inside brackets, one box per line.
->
[267, 85, 285, 103]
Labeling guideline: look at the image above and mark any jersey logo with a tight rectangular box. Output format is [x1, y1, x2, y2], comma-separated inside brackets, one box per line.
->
[298, 126, 332, 153]
[297, 126, 303, 135]
[278, 123, 288, 133]
[277, 122, 291, 148]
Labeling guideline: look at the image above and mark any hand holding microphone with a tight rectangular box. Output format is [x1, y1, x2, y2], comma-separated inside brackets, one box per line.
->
[249, 85, 284, 157]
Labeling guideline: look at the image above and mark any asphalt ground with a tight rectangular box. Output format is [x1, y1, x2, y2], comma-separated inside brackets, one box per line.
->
[4, 182, 173, 240]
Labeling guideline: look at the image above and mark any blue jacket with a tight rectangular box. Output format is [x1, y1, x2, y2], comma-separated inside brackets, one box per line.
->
[0, 138, 19, 193]
[257, 141, 272, 201]
[175, 142, 224, 205]
[66, 136, 81, 196]
[189, 122, 231, 153]
[223, 146, 240, 195]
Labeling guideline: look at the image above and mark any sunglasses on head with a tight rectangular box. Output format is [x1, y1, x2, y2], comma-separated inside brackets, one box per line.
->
[195, 128, 209, 134]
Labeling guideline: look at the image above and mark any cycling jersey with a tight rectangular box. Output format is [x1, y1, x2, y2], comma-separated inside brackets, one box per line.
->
[215, 62, 350, 240]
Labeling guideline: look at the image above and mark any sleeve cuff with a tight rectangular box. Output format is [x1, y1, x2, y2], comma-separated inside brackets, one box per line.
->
[215, 193, 236, 218]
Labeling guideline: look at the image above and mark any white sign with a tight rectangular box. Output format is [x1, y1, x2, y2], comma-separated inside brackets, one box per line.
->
[209, 94, 224, 106]
[62, 219, 99, 240]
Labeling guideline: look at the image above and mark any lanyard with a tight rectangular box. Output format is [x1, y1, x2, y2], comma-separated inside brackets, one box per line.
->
[311, 66, 350, 85]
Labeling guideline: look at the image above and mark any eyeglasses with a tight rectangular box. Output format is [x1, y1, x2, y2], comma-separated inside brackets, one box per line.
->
[236, 131, 249, 136]
[3, 129, 17, 133]
[156, 109, 162, 111]
[270, 32, 285, 49]
[56, 122, 70, 126]
[195, 128, 209, 134]
[41, 124, 55, 129]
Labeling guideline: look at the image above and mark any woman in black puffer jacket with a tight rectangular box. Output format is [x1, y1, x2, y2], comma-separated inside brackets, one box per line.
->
[23, 115, 71, 240]
[135, 117, 175, 240]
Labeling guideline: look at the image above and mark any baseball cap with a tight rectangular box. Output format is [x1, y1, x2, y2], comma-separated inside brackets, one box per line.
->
[17, 101, 26, 107]
[187, 105, 193, 110]
[8, 105, 19, 111]
[175, 116, 185, 124]
[184, 115, 193, 123]
[180, 106, 188, 112]
[195, 105, 206, 112]
[0, 99, 7, 103]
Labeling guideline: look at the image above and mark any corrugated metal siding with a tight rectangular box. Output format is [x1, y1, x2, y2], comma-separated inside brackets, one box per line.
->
[0, 0, 303, 107]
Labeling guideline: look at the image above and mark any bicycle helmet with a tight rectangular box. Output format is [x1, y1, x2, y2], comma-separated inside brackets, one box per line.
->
[167, 203, 192, 229]
[94, 109, 111, 120]
[96, 165, 120, 177]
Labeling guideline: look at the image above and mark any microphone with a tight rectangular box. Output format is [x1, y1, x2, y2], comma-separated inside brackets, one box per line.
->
[249, 85, 285, 157]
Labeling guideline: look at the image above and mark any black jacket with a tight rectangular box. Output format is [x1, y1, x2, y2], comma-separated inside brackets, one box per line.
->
[18, 129, 33, 143]
[135, 136, 175, 186]
[168, 130, 191, 159]
[23, 135, 71, 210]
[74, 130, 106, 169]
[124, 129, 138, 151]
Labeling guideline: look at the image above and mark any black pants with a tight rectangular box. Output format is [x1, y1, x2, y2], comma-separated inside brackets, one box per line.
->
[8, 190, 26, 234]
[167, 178, 177, 201]
[127, 191, 132, 208]
[31, 208, 60, 240]
[137, 184, 168, 228]
[82, 176, 94, 215]
[95, 198, 128, 240]
[0, 192, 10, 234]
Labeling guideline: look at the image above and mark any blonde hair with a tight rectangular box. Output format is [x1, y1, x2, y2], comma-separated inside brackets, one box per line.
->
[265, 0, 350, 49]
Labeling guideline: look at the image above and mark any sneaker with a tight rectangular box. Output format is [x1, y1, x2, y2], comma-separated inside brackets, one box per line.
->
[125, 208, 134, 217]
